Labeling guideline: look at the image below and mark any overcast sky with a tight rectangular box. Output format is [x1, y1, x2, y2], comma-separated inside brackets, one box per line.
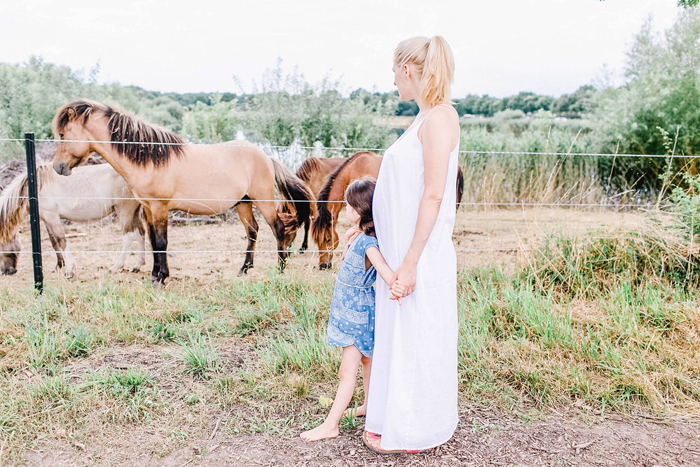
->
[0, 0, 681, 98]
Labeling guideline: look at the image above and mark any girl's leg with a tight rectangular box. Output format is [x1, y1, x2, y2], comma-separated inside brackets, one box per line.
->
[300, 346, 363, 441]
[345, 355, 371, 417]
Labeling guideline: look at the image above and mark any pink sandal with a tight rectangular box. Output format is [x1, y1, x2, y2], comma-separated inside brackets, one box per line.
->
[362, 432, 425, 454]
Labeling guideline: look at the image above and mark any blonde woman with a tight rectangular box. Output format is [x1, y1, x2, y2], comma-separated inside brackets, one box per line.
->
[363, 36, 460, 453]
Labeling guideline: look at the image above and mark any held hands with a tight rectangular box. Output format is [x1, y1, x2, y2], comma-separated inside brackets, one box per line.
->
[392, 260, 417, 297]
[389, 280, 406, 305]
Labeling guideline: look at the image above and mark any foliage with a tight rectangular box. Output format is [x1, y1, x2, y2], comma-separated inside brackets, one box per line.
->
[182, 94, 240, 143]
[242, 61, 397, 150]
[670, 172, 700, 239]
[591, 9, 700, 191]
[453, 87, 593, 118]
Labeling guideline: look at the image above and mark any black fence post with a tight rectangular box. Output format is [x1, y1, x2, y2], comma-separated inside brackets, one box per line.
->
[24, 133, 43, 294]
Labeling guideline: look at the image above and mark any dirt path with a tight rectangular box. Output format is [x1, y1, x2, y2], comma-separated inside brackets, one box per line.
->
[24, 408, 700, 466]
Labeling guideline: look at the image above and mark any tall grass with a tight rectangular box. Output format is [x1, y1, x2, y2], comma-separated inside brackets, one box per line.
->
[459, 116, 608, 205]
[0, 236, 699, 463]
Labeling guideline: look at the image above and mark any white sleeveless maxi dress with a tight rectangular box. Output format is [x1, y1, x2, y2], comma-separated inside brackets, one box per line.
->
[366, 105, 459, 451]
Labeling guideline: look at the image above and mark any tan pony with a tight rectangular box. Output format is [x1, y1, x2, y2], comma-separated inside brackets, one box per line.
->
[311, 151, 464, 269]
[51, 100, 314, 285]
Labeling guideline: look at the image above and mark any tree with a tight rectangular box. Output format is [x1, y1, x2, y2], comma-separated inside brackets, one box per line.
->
[592, 8, 700, 190]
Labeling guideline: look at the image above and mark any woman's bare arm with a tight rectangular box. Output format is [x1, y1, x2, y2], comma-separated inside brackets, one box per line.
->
[394, 106, 459, 295]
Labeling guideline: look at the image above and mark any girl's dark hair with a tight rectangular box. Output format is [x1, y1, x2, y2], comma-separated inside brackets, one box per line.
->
[345, 177, 376, 237]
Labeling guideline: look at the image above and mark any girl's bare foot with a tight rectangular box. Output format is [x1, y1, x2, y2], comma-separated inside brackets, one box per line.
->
[343, 403, 367, 418]
[300, 422, 340, 442]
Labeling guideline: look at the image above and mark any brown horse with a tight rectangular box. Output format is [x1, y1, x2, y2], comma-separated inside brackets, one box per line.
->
[311, 151, 464, 269]
[295, 156, 345, 252]
[51, 100, 314, 285]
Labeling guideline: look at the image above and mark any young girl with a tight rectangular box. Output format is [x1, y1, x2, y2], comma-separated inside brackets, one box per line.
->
[300, 177, 405, 442]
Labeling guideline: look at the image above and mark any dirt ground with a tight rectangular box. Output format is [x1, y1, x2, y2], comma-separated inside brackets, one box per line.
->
[7, 207, 698, 466]
[22, 411, 700, 466]
[17, 340, 700, 467]
[4, 207, 650, 287]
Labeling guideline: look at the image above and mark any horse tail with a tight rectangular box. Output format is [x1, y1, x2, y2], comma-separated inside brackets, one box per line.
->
[271, 159, 315, 233]
[124, 203, 146, 237]
[456, 165, 464, 210]
[0, 164, 53, 244]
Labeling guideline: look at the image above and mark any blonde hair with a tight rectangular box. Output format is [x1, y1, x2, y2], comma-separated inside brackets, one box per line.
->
[394, 36, 455, 107]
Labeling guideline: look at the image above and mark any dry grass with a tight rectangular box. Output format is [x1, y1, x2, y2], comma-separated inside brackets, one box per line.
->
[0, 207, 698, 464]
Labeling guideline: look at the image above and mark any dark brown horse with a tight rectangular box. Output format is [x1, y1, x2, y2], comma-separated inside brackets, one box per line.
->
[51, 100, 315, 285]
[295, 157, 345, 252]
[311, 151, 464, 269]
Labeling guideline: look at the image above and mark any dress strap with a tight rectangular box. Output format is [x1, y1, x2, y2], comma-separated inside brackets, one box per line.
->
[416, 104, 454, 131]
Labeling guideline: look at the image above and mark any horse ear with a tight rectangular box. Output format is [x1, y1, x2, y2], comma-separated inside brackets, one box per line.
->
[67, 108, 76, 120]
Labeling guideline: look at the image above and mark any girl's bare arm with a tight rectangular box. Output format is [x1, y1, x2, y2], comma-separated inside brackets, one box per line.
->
[366, 246, 404, 304]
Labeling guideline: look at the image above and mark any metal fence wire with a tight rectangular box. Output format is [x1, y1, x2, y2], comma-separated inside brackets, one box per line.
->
[0, 135, 695, 291]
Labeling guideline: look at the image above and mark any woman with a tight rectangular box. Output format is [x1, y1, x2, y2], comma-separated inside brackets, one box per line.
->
[363, 35, 460, 453]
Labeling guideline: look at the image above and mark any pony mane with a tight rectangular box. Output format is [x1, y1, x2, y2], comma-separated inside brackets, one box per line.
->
[316, 151, 373, 204]
[53, 100, 185, 166]
[296, 157, 323, 183]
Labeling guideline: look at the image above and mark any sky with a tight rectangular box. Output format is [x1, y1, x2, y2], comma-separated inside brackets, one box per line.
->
[0, 0, 681, 98]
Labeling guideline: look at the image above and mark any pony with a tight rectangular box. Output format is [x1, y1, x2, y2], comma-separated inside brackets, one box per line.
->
[295, 156, 345, 252]
[0, 163, 145, 277]
[311, 151, 465, 269]
[51, 100, 314, 285]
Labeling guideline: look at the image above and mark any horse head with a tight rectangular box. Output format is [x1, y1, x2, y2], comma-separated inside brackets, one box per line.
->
[276, 204, 300, 251]
[52, 101, 98, 175]
[0, 234, 20, 275]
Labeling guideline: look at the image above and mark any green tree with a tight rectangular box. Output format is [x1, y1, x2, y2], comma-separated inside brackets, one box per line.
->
[592, 9, 700, 191]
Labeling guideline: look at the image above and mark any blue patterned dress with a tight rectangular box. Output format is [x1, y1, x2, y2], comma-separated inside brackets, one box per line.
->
[326, 233, 379, 357]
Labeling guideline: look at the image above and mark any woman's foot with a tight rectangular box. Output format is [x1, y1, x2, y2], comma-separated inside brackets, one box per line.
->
[300, 422, 340, 442]
[343, 404, 367, 418]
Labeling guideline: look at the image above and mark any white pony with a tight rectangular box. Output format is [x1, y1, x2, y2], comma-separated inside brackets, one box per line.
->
[0, 163, 146, 277]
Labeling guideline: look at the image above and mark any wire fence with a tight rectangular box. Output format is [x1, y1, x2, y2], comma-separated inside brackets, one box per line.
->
[2, 136, 699, 158]
[0, 136, 691, 265]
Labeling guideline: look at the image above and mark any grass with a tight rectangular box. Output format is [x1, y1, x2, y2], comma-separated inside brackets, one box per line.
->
[0, 222, 699, 463]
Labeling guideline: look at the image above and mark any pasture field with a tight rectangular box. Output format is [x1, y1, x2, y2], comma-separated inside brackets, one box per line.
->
[1, 208, 700, 465]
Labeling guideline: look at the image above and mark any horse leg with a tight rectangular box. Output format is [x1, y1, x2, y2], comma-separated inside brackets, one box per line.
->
[43, 211, 75, 278]
[145, 205, 170, 286]
[235, 201, 259, 275]
[110, 234, 129, 273]
[254, 200, 289, 271]
[299, 217, 310, 253]
[111, 201, 144, 273]
[133, 229, 146, 272]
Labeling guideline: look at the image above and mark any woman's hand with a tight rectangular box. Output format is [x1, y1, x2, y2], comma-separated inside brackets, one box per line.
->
[340, 227, 361, 260]
[392, 260, 417, 296]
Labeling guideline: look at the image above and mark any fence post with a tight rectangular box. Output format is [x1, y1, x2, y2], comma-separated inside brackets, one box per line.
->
[24, 133, 43, 294]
